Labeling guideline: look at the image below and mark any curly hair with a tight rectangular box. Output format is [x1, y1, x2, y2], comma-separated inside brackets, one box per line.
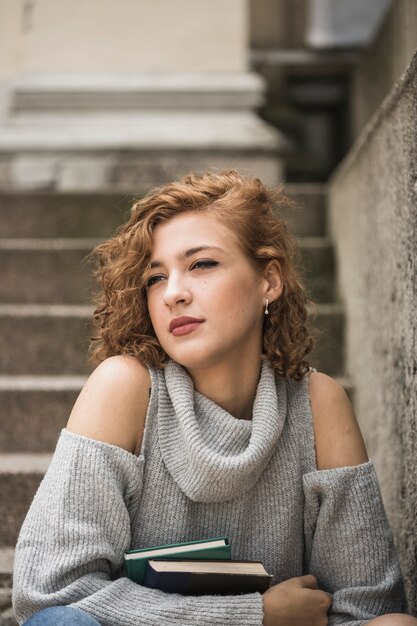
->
[86, 169, 315, 379]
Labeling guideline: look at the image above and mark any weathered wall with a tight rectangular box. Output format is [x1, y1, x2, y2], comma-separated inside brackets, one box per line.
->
[329, 50, 417, 611]
[351, 0, 417, 138]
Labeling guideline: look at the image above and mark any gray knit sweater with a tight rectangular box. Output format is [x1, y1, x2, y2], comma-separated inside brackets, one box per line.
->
[13, 359, 406, 626]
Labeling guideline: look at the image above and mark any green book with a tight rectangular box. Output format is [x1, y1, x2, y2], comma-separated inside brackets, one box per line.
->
[124, 537, 231, 585]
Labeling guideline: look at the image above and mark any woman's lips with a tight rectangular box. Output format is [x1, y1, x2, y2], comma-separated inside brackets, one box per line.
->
[171, 321, 203, 337]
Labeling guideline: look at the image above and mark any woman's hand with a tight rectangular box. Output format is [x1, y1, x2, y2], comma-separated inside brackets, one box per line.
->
[262, 575, 332, 626]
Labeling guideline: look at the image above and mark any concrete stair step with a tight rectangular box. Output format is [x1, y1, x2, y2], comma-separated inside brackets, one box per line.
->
[278, 183, 326, 237]
[0, 588, 12, 611]
[0, 376, 86, 453]
[0, 239, 98, 305]
[0, 236, 334, 304]
[0, 304, 93, 376]
[0, 303, 344, 376]
[0, 454, 51, 548]
[298, 237, 334, 303]
[0, 578, 16, 625]
[308, 302, 345, 377]
[1, 606, 17, 626]
[0, 549, 14, 585]
[0, 193, 132, 239]
[0, 185, 326, 239]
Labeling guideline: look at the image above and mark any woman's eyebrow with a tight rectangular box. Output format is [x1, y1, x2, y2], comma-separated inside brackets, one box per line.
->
[149, 246, 224, 269]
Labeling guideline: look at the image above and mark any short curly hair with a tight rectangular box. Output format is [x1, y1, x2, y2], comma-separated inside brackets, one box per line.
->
[87, 169, 315, 379]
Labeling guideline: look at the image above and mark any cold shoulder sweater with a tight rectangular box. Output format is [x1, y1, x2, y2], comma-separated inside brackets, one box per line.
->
[12, 359, 406, 626]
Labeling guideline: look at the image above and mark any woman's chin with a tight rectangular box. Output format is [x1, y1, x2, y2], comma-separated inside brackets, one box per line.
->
[163, 344, 225, 372]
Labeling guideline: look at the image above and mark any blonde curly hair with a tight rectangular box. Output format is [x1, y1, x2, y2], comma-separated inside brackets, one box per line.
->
[87, 170, 315, 379]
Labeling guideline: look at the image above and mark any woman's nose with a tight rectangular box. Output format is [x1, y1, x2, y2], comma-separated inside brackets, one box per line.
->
[163, 274, 192, 308]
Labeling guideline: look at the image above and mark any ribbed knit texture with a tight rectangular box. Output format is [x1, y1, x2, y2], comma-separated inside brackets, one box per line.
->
[158, 359, 286, 502]
[13, 360, 406, 626]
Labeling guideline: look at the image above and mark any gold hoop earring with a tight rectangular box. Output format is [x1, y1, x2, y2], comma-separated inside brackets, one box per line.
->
[264, 299, 269, 315]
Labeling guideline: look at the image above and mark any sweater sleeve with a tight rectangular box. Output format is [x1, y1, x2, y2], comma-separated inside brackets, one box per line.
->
[12, 429, 264, 626]
[303, 460, 407, 626]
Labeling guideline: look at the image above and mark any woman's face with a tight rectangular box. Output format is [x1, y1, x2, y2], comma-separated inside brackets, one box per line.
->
[145, 211, 270, 372]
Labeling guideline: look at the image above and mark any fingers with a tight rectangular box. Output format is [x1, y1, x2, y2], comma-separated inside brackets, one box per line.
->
[277, 575, 333, 610]
[296, 574, 319, 589]
[324, 592, 333, 608]
[293, 576, 333, 606]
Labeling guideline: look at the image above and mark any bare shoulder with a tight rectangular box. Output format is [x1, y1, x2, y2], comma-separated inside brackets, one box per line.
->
[66, 355, 151, 454]
[308, 371, 368, 470]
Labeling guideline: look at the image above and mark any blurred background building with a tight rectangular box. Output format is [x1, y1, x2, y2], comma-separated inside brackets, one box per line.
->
[0, 0, 416, 621]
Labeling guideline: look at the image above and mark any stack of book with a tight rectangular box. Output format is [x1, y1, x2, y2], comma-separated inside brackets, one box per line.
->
[124, 536, 272, 595]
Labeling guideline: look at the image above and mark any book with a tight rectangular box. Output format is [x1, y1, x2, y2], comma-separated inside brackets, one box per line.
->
[124, 537, 231, 584]
[143, 559, 273, 595]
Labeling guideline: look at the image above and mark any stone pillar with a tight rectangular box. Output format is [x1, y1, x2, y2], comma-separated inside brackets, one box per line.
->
[0, 0, 286, 190]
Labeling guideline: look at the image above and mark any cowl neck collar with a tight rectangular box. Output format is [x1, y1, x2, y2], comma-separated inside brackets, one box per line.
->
[157, 359, 287, 502]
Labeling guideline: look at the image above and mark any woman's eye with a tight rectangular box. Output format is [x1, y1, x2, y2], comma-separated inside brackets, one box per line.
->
[146, 274, 165, 288]
[191, 260, 219, 270]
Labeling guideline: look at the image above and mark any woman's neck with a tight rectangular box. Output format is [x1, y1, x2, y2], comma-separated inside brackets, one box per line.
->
[187, 355, 263, 421]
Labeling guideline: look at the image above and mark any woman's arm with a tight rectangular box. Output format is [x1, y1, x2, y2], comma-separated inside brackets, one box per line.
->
[304, 372, 406, 625]
[309, 371, 368, 471]
[12, 357, 264, 626]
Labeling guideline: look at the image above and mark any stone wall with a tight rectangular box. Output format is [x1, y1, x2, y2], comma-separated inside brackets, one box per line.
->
[329, 49, 417, 611]
[351, 0, 417, 138]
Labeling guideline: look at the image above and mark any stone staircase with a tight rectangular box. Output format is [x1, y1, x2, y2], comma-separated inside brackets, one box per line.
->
[0, 184, 349, 624]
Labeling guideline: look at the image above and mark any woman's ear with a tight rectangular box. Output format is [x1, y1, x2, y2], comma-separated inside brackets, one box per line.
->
[263, 260, 283, 303]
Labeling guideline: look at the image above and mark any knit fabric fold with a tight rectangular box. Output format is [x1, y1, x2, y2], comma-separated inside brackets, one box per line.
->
[303, 461, 406, 622]
[157, 359, 287, 502]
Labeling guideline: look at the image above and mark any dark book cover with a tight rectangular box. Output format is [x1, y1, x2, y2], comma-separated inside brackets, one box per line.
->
[143, 559, 272, 595]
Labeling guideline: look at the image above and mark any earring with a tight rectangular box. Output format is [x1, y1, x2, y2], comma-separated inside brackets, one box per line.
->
[264, 299, 269, 315]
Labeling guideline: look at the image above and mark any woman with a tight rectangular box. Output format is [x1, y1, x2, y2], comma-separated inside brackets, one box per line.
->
[12, 171, 416, 626]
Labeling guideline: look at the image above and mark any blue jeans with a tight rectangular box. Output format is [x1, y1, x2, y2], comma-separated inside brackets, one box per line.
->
[22, 606, 102, 626]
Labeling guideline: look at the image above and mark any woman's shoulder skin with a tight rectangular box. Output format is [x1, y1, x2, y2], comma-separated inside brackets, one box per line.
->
[66, 355, 151, 454]
[308, 371, 369, 471]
